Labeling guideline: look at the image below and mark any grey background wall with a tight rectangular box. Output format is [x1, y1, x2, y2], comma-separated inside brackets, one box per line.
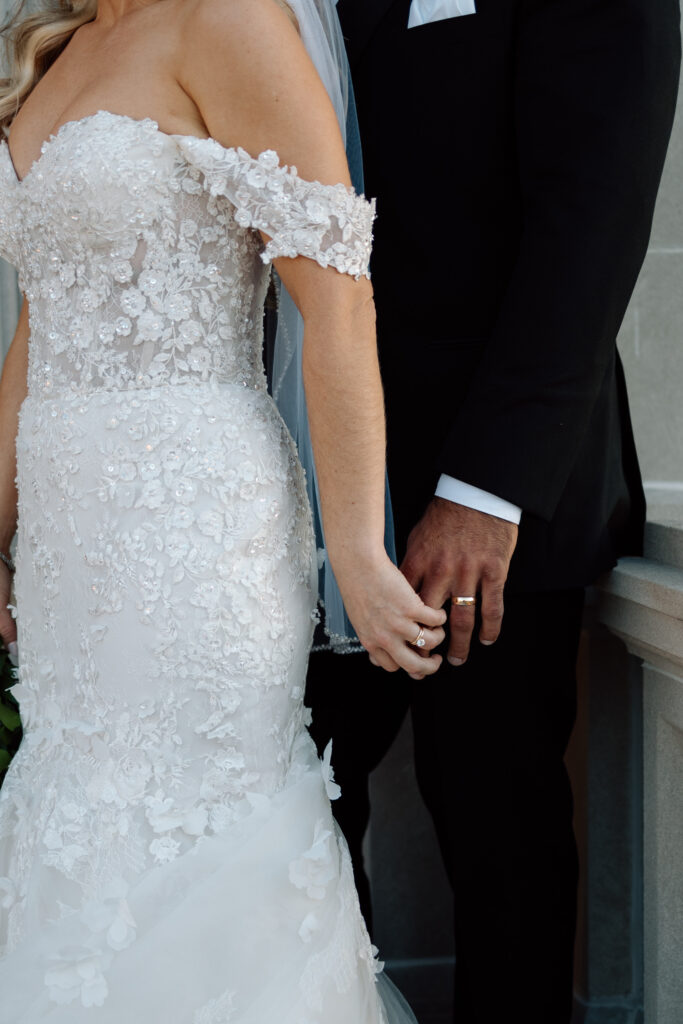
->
[619, 67, 683, 501]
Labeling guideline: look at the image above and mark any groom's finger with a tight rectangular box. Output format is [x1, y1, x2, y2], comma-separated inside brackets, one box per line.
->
[400, 558, 422, 593]
[401, 550, 450, 616]
[416, 566, 452, 616]
[447, 568, 479, 666]
[479, 572, 506, 646]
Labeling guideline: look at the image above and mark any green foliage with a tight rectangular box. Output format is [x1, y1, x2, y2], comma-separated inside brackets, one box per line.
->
[0, 646, 21, 785]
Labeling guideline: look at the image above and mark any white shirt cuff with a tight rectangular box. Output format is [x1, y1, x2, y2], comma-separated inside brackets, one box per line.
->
[435, 475, 522, 525]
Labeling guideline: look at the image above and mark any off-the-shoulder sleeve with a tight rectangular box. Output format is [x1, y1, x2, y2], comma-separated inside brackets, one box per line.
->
[176, 137, 375, 281]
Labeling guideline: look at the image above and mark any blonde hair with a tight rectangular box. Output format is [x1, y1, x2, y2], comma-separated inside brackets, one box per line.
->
[0, 0, 97, 134]
[0, 0, 299, 136]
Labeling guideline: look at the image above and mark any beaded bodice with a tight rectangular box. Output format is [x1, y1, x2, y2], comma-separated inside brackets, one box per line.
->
[0, 110, 374, 399]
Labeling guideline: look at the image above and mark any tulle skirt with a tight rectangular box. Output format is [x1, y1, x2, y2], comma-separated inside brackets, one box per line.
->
[0, 734, 417, 1022]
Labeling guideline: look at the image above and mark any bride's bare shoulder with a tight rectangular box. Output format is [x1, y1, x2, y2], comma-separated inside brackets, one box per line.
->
[179, 0, 300, 52]
[175, 0, 342, 169]
[177, 0, 309, 106]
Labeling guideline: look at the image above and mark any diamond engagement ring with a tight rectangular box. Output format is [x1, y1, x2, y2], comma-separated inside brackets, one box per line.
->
[411, 627, 426, 648]
[454, 596, 476, 607]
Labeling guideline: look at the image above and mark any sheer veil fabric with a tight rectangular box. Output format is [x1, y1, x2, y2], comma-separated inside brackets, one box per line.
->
[272, 0, 396, 652]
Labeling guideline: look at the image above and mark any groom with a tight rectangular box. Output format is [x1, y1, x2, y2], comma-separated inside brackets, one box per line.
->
[305, 1, 681, 1022]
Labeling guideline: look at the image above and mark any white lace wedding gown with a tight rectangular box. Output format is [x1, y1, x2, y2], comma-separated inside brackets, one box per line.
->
[0, 111, 415, 1024]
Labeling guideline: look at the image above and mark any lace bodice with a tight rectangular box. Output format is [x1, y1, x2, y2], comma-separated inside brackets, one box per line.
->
[0, 110, 375, 398]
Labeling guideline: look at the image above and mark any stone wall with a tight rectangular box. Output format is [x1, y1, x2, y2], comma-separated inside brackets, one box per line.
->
[619, 59, 683, 495]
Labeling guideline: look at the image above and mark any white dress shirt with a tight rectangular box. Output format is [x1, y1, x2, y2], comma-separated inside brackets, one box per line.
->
[408, 0, 477, 30]
[436, 475, 522, 524]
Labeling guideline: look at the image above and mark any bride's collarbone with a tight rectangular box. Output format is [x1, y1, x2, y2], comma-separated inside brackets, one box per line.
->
[9, 83, 207, 180]
[9, 18, 204, 177]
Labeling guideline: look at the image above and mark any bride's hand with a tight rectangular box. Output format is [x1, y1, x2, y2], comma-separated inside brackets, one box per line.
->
[0, 563, 16, 654]
[336, 553, 447, 679]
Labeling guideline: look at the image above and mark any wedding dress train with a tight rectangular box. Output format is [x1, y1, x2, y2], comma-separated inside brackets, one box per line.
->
[0, 110, 416, 1023]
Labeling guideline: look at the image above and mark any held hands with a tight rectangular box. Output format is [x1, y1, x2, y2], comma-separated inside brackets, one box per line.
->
[335, 552, 447, 679]
[402, 498, 518, 666]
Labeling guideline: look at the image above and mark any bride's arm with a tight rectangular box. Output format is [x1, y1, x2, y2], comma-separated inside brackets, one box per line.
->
[0, 298, 28, 649]
[178, 0, 446, 676]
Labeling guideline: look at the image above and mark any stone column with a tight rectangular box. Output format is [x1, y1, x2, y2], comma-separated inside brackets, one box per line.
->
[568, 618, 644, 1024]
[585, 24, 683, 1020]
[642, 663, 683, 1024]
[596, 523, 683, 1024]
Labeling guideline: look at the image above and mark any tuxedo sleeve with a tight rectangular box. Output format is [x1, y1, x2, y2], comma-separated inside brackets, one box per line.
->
[436, 0, 681, 521]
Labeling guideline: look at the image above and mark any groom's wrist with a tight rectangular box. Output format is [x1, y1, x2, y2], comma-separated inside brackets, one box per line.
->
[435, 475, 522, 525]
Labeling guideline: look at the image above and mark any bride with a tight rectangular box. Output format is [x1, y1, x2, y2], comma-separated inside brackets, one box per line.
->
[0, 0, 447, 1019]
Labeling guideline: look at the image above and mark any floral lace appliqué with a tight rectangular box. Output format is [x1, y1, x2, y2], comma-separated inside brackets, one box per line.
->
[0, 111, 390, 1023]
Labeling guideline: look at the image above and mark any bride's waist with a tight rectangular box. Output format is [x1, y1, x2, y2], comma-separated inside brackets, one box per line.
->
[24, 371, 268, 404]
[17, 375, 292, 454]
[19, 376, 275, 427]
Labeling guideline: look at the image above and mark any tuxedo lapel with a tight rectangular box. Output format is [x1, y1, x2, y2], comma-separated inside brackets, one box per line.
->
[336, 0, 403, 65]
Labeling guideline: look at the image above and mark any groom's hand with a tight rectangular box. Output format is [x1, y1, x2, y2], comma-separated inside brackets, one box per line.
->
[401, 498, 518, 667]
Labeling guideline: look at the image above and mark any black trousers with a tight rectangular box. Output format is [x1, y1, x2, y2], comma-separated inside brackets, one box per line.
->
[305, 587, 585, 1024]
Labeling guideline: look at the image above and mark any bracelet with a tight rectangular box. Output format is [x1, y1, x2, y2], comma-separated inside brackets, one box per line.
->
[0, 551, 15, 574]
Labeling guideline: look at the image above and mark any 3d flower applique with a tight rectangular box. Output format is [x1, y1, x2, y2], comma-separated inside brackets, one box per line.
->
[44, 946, 109, 1008]
[193, 987, 237, 1024]
[149, 835, 181, 864]
[360, 941, 385, 977]
[320, 740, 341, 801]
[115, 749, 153, 802]
[0, 877, 16, 909]
[288, 819, 337, 900]
[81, 878, 137, 953]
[298, 911, 321, 944]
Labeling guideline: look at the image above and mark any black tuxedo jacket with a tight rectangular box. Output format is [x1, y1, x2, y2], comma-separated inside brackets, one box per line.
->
[337, 0, 681, 591]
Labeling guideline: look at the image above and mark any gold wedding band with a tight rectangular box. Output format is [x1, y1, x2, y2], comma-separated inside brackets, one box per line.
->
[411, 627, 426, 648]
[454, 596, 476, 607]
